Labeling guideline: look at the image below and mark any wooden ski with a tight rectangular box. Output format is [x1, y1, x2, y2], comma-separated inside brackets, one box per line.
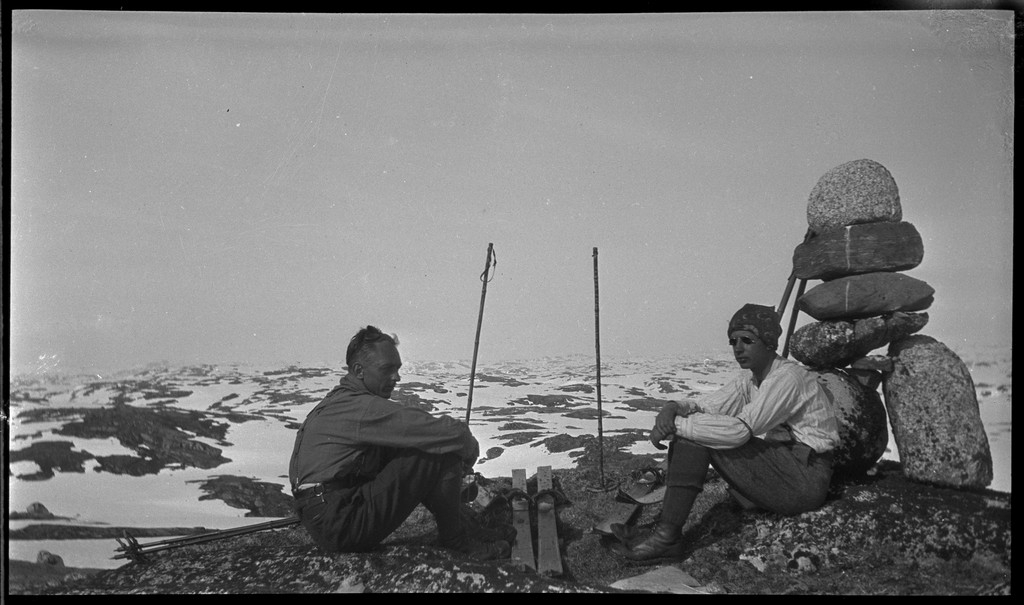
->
[510, 468, 536, 570]
[535, 465, 563, 576]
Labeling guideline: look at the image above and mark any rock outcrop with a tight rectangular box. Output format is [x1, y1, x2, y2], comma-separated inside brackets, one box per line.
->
[23, 455, 1010, 595]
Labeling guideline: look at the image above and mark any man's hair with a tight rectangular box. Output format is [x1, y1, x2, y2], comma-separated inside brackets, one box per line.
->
[346, 325, 399, 369]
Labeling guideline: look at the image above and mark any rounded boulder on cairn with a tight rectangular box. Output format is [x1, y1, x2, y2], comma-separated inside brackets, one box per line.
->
[810, 368, 889, 479]
[806, 158, 902, 234]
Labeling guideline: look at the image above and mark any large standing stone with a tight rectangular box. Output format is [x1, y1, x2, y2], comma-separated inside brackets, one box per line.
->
[26, 502, 52, 517]
[36, 550, 65, 567]
[807, 159, 902, 234]
[790, 312, 929, 368]
[793, 221, 924, 280]
[811, 368, 888, 480]
[798, 272, 934, 320]
[883, 335, 993, 489]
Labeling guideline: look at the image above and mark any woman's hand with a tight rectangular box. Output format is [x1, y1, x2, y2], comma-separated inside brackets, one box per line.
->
[649, 425, 671, 450]
[654, 402, 678, 436]
[650, 401, 695, 449]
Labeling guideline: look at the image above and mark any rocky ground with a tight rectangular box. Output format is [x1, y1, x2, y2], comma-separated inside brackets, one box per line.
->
[8, 435, 1011, 595]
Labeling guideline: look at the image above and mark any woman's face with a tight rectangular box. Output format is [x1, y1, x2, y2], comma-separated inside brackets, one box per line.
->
[729, 329, 773, 375]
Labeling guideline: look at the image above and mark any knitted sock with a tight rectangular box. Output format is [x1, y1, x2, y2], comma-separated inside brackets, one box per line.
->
[659, 439, 711, 531]
[659, 485, 700, 530]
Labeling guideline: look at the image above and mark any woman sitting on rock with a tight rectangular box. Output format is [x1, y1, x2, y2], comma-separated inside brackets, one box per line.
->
[614, 303, 840, 563]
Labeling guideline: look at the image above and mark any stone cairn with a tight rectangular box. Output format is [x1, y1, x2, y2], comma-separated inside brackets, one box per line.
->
[782, 158, 993, 489]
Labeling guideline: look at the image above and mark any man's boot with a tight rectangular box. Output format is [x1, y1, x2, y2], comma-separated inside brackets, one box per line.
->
[459, 504, 517, 545]
[617, 521, 685, 563]
[613, 442, 706, 564]
[425, 457, 511, 561]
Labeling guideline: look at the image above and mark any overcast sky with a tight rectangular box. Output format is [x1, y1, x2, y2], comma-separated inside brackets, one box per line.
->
[8, 10, 1014, 376]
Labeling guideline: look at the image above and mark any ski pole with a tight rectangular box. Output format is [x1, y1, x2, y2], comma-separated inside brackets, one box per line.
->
[465, 243, 496, 424]
[777, 228, 814, 318]
[782, 278, 807, 359]
[594, 247, 605, 487]
[586, 247, 613, 492]
[113, 516, 300, 561]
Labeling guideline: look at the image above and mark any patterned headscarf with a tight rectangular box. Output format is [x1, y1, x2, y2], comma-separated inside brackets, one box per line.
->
[727, 303, 782, 349]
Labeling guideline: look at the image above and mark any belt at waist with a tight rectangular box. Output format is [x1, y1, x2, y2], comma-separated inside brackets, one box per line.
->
[293, 476, 365, 500]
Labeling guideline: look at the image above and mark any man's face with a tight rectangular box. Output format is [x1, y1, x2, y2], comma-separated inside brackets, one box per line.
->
[729, 329, 773, 374]
[358, 341, 403, 399]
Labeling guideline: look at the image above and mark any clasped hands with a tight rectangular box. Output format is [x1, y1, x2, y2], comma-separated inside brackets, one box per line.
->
[650, 400, 695, 450]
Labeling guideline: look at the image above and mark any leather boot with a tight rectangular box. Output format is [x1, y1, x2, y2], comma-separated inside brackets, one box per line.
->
[615, 523, 684, 563]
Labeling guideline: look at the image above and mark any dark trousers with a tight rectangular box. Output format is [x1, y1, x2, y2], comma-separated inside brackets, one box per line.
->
[294, 449, 464, 553]
[665, 437, 833, 520]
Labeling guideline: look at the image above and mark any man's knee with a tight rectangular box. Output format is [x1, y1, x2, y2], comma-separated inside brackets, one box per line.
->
[384, 448, 461, 480]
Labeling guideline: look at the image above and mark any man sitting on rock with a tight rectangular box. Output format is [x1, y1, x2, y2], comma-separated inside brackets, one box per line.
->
[614, 303, 840, 563]
[289, 325, 513, 561]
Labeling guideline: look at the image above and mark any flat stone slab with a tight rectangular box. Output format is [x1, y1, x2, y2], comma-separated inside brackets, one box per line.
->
[793, 221, 923, 280]
[797, 272, 934, 320]
[610, 566, 708, 594]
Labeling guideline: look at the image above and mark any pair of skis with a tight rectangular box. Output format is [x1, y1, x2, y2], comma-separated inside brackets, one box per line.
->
[591, 462, 667, 538]
[510, 466, 563, 576]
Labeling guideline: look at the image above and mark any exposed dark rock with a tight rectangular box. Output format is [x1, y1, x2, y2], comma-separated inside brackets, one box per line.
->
[884, 335, 993, 489]
[496, 431, 547, 447]
[562, 408, 610, 420]
[619, 397, 678, 413]
[12, 403, 235, 477]
[497, 421, 547, 431]
[262, 366, 334, 378]
[92, 455, 168, 476]
[8, 441, 94, 480]
[187, 475, 296, 517]
[26, 502, 56, 518]
[806, 159, 902, 234]
[397, 381, 450, 394]
[558, 384, 595, 394]
[475, 374, 530, 387]
[525, 394, 579, 407]
[390, 391, 440, 412]
[10, 524, 215, 540]
[36, 551, 65, 567]
[538, 433, 588, 454]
